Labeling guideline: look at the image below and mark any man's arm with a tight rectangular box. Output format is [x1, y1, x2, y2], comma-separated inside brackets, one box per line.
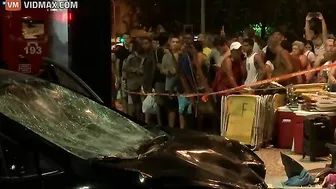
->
[300, 55, 309, 69]
[121, 58, 131, 76]
[241, 60, 247, 80]
[303, 56, 312, 81]
[254, 54, 266, 80]
[280, 50, 293, 74]
[329, 66, 336, 84]
[122, 56, 139, 74]
[305, 15, 312, 40]
[223, 58, 238, 87]
[318, 13, 328, 44]
[265, 61, 274, 79]
[160, 54, 174, 75]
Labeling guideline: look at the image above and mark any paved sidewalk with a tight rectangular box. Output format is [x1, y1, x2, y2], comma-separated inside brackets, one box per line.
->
[256, 148, 330, 188]
[266, 176, 323, 189]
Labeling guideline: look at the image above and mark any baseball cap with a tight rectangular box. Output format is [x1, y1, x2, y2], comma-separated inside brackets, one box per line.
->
[230, 42, 242, 50]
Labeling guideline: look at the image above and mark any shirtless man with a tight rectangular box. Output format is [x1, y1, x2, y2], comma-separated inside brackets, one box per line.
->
[268, 36, 300, 85]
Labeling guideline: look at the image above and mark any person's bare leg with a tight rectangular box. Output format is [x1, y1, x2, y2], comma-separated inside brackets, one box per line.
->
[197, 115, 204, 131]
[156, 106, 163, 126]
[145, 113, 151, 124]
[122, 98, 128, 114]
[128, 104, 135, 117]
[135, 103, 142, 121]
[179, 114, 186, 129]
[168, 111, 176, 128]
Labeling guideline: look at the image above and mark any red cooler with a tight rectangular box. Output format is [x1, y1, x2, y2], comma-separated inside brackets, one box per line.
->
[293, 115, 304, 154]
[277, 106, 294, 149]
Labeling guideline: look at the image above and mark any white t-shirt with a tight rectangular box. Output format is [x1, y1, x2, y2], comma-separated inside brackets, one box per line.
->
[304, 50, 316, 63]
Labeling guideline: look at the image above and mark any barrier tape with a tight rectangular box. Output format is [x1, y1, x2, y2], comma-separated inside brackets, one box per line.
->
[124, 62, 336, 97]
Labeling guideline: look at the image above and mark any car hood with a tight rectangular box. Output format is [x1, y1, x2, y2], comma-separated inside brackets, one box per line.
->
[98, 129, 267, 189]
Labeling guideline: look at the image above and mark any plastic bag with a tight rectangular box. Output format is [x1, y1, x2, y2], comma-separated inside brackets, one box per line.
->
[116, 90, 122, 100]
[142, 95, 157, 114]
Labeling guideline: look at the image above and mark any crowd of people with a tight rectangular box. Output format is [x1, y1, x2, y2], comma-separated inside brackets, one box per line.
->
[112, 12, 336, 131]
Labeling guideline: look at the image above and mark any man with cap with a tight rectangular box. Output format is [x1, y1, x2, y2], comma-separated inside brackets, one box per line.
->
[230, 41, 245, 86]
[213, 37, 241, 94]
[242, 38, 266, 84]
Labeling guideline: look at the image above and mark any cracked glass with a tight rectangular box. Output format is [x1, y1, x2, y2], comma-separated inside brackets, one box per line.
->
[0, 70, 154, 160]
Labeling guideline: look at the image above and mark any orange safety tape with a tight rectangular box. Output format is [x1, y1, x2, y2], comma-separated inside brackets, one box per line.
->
[124, 62, 336, 97]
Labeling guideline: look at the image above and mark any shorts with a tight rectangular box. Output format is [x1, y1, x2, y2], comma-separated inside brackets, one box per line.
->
[178, 97, 192, 114]
[163, 91, 178, 111]
[154, 82, 165, 106]
[128, 88, 142, 105]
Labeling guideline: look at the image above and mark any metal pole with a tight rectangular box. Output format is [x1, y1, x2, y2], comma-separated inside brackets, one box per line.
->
[201, 0, 205, 33]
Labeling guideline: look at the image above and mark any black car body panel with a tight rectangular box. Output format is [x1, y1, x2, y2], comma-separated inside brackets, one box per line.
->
[0, 69, 267, 189]
[93, 134, 266, 188]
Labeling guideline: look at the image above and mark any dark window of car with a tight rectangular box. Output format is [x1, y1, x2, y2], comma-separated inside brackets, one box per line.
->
[0, 134, 63, 178]
[53, 67, 91, 97]
[42, 59, 103, 103]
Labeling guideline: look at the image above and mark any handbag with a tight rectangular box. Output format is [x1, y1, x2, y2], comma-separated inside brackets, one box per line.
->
[196, 94, 216, 115]
[197, 99, 215, 115]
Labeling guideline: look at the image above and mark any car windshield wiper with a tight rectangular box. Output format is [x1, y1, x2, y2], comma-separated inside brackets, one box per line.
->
[137, 135, 169, 155]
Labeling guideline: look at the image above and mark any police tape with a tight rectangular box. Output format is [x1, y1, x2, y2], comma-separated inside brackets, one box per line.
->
[124, 62, 336, 97]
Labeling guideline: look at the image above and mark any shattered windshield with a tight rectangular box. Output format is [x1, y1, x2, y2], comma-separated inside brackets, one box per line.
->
[0, 77, 155, 160]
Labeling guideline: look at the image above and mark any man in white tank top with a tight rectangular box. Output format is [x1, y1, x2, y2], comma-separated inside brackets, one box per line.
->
[242, 38, 266, 84]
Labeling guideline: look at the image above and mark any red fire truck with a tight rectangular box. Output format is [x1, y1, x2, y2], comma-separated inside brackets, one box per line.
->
[0, 7, 71, 75]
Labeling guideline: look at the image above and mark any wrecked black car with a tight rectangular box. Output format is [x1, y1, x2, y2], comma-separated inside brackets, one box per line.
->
[0, 68, 267, 189]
